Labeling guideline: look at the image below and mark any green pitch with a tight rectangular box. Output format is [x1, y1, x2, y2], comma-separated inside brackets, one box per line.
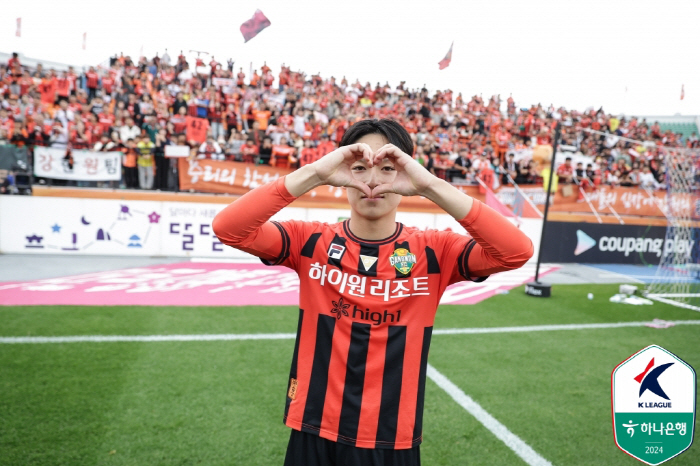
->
[1, 284, 699, 465]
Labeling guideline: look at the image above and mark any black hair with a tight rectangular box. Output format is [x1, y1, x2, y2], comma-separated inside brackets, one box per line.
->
[339, 119, 413, 156]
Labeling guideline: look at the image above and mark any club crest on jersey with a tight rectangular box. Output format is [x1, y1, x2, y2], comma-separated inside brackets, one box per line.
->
[328, 243, 346, 260]
[389, 248, 417, 274]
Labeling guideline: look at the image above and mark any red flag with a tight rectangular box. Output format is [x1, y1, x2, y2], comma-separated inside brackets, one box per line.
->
[681, 84, 685, 100]
[485, 188, 516, 218]
[240, 10, 271, 43]
[16, 18, 21, 37]
[438, 42, 453, 70]
[82, 32, 87, 50]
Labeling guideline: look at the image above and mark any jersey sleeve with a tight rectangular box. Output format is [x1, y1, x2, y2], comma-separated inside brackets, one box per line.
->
[212, 176, 303, 271]
[438, 199, 534, 285]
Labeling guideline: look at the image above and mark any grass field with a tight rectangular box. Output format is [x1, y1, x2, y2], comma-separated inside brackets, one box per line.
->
[1, 283, 699, 466]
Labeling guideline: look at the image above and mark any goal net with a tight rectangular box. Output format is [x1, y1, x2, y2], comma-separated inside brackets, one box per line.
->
[645, 147, 700, 312]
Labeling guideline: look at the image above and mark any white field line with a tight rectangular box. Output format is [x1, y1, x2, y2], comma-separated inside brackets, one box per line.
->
[580, 265, 646, 284]
[2, 320, 699, 344]
[0, 333, 296, 344]
[433, 320, 700, 335]
[427, 364, 553, 466]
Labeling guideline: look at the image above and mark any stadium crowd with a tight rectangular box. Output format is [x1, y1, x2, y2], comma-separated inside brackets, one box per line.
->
[1, 50, 698, 192]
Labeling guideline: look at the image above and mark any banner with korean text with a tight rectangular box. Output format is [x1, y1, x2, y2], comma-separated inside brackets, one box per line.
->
[178, 158, 690, 218]
[33, 147, 122, 181]
[177, 158, 442, 209]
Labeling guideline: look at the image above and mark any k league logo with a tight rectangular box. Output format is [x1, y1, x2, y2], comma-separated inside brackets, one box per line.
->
[612, 345, 696, 465]
[635, 358, 673, 403]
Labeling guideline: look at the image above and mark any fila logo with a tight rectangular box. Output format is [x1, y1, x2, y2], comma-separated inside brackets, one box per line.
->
[360, 255, 378, 271]
[328, 244, 346, 260]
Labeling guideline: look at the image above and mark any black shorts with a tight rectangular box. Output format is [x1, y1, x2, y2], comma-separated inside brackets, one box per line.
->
[283, 429, 421, 466]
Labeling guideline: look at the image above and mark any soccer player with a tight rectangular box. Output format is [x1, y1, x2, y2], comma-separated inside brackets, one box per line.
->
[212, 119, 533, 466]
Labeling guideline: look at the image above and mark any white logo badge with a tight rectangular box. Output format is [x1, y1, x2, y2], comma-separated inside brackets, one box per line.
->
[360, 255, 378, 271]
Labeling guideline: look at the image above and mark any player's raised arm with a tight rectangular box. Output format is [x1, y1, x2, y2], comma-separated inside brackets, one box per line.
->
[211, 143, 375, 261]
[371, 143, 533, 273]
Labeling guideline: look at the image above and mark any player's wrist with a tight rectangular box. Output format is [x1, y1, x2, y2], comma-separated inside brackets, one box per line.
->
[422, 177, 474, 219]
[284, 164, 323, 197]
[418, 175, 443, 199]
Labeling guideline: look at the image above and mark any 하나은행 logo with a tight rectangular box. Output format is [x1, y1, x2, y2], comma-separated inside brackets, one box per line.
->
[330, 297, 351, 320]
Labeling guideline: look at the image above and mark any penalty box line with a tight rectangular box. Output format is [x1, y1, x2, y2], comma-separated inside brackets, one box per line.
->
[2, 320, 699, 344]
[427, 364, 553, 466]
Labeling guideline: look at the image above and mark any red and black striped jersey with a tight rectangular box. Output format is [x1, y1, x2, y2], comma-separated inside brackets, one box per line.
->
[213, 177, 533, 449]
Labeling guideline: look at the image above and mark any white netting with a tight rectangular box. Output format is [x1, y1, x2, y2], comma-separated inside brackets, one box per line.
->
[645, 147, 700, 312]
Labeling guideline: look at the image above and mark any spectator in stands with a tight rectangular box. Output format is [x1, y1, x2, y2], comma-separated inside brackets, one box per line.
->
[7, 53, 20, 71]
[504, 153, 518, 185]
[316, 134, 335, 158]
[153, 128, 170, 190]
[49, 121, 68, 149]
[85, 66, 100, 102]
[122, 138, 139, 189]
[225, 130, 244, 161]
[299, 139, 317, 167]
[120, 118, 141, 144]
[54, 100, 74, 127]
[515, 159, 536, 184]
[448, 147, 471, 182]
[172, 92, 187, 115]
[69, 120, 90, 149]
[240, 137, 259, 163]
[93, 133, 112, 151]
[607, 169, 621, 186]
[556, 157, 574, 184]
[628, 162, 642, 186]
[271, 137, 296, 168]
[639, 165, 662, 190]
[198, 136, 224, 161]
[137, 135, 155, 189]
[258, 137, 273, 165]
[491, 157, 506, 190]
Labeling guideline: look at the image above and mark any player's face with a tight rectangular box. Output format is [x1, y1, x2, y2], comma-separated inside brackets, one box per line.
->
[347, 133, 401, 220]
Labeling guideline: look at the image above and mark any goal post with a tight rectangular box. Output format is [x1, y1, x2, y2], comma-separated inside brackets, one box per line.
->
[644, 147, 700, 312]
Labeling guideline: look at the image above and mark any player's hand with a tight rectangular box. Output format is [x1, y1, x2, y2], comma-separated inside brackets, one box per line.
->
[312, 143, 374, 197]
[370, 144, 435, 197]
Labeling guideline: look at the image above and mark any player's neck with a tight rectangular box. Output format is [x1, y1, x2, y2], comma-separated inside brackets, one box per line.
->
[347, 214, 397, 241]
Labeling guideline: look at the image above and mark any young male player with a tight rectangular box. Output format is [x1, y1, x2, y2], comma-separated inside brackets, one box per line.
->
[212, 119, 533, 465]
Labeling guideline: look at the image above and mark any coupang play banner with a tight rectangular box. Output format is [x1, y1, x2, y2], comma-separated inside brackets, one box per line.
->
[539, 222, 694, 265]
